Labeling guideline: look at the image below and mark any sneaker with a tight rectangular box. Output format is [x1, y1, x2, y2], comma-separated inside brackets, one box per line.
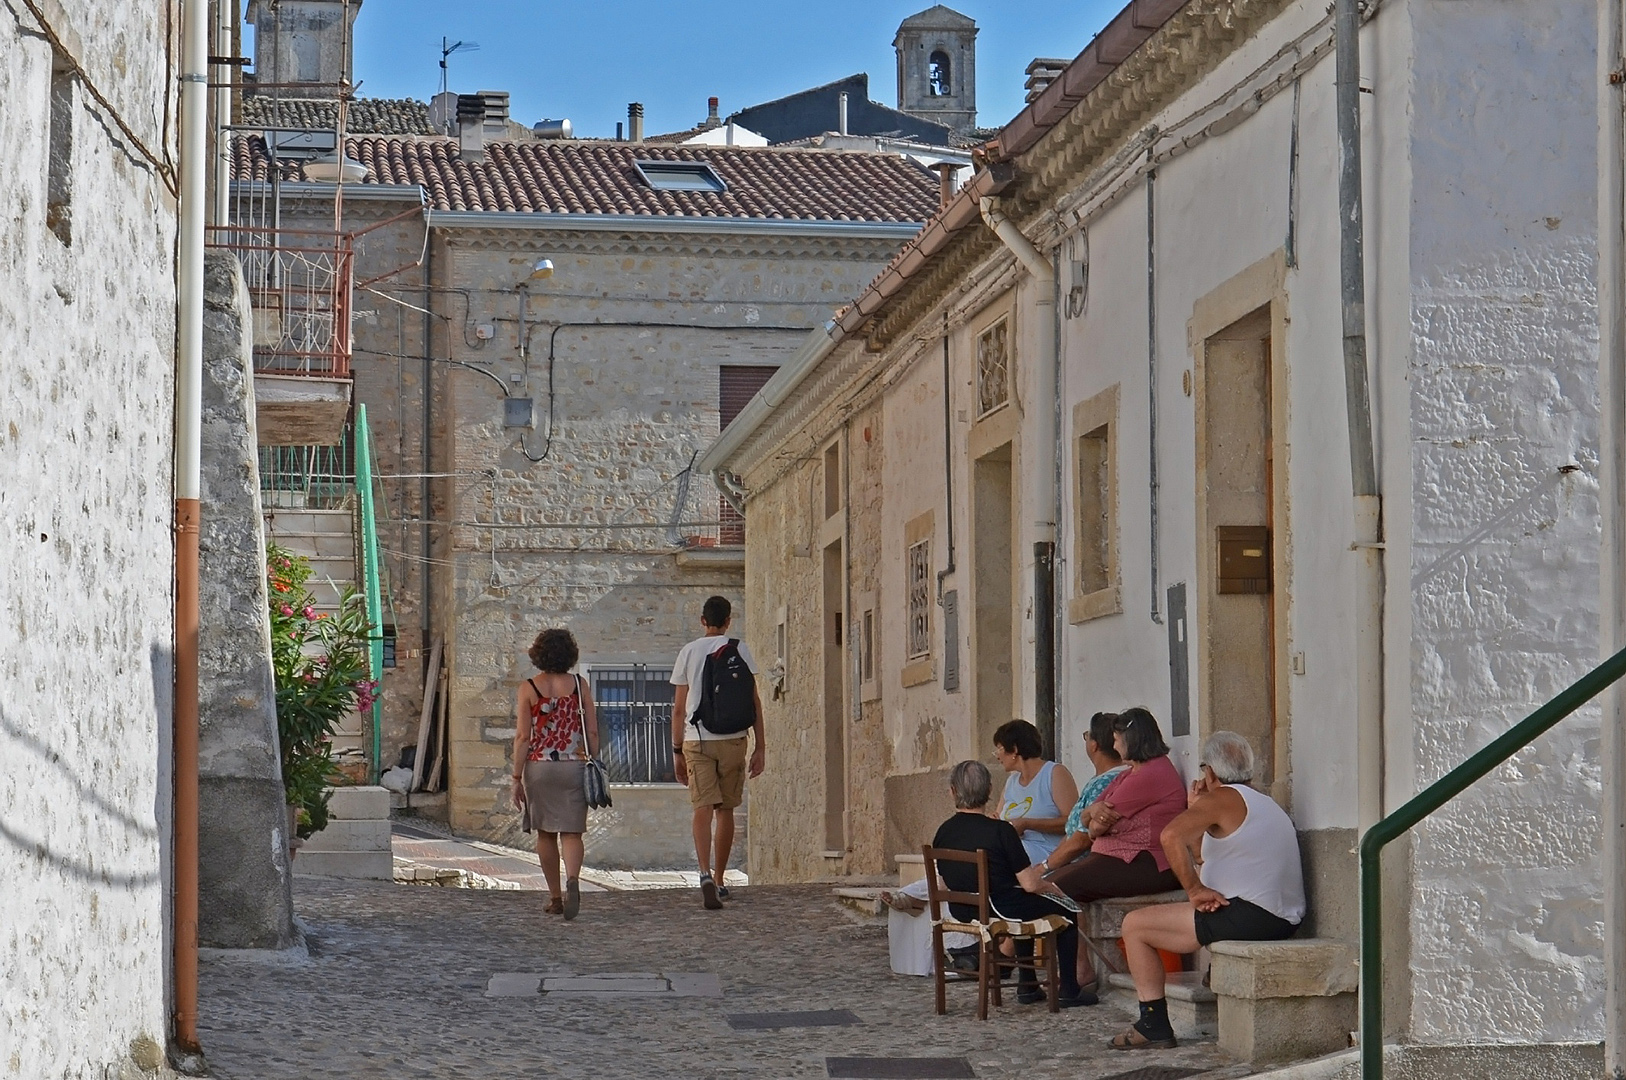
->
[1056, 989, 1098, 1008]
[700, 874, 723, 910]
[562, 877, 580, 921]
[716, 885, 731, 901]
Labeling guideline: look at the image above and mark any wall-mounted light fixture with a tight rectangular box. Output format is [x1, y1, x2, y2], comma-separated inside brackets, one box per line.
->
[529, 257, 555, 280]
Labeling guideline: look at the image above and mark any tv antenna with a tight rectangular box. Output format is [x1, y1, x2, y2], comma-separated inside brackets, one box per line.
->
[439, 38, 480, 97]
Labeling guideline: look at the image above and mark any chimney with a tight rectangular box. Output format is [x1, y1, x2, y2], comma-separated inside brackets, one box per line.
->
[628, 102, 644, 142]
[701, 96, 722, 130]
[616, 121, 624, 141]
[837, 91, 849, 136]
[1025, 58, 1069, 104]
[457, 93, 486, 162]
[933, 162, 958, 210]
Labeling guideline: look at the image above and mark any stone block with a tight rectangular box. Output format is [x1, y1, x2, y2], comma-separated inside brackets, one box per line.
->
[302, 817, 391, 853]
[1082, 891, 1189, 939]
[326, 785, 390, 820]
[1216, 991, 1355, 1064]
[1209, 938, 1359, 999]
[291, 850, 394, 879]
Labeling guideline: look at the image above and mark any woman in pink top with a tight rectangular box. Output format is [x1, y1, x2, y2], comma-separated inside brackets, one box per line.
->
[1018, 708, 1184, 905]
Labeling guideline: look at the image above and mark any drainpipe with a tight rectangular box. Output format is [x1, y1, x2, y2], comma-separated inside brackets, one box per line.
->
[979, 197, 1058, 753]
[1336, 0, 1385, 837]
[1598, 0, 1626, 1071]
[173, 0, 209, 1057]
[1341, 0, 1387, 1069]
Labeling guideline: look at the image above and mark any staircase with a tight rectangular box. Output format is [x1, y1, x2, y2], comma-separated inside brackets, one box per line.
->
[263, 504, 369, 765]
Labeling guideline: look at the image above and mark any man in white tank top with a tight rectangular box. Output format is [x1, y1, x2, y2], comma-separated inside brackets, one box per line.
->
[1108, 731, 1306, 1052]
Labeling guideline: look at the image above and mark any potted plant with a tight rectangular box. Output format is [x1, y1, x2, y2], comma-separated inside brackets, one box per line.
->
[267, 543, 377, 853]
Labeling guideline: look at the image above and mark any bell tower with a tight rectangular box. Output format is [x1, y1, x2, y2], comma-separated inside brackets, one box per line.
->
[894, 6, 978, 135]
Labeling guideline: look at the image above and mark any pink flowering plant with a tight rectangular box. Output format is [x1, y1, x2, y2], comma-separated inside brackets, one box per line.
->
[267, 543, 376, 838]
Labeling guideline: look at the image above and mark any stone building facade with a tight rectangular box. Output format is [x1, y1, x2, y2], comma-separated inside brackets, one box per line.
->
[233, 129, 937, 854]
[0, 1, 179, 1074]
[705, 0, 1611, 1062]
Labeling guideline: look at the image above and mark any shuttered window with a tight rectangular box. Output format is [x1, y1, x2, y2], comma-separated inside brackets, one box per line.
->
[717, 366, 778, 544]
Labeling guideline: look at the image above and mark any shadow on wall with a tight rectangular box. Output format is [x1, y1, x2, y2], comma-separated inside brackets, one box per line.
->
[0, 643, 172, 888]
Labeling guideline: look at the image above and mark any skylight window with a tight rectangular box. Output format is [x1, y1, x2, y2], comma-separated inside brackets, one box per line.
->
[635, 161, 727, 193]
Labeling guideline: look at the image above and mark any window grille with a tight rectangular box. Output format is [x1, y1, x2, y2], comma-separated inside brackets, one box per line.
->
[908, 539, 932, 659]
[976, 319, 1010, 416]
[589, 666, 676, 783]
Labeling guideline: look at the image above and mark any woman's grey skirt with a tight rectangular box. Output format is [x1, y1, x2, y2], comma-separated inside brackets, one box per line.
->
[521, 758, 588, 834]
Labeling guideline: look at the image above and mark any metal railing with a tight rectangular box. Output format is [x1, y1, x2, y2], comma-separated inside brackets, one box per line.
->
[1359, 643, 1626, 1078]
[206, 224, 354, 378]
[591, 667, 677, 783]
[259, 432, 354, 509]
[354, 405, 386, 783]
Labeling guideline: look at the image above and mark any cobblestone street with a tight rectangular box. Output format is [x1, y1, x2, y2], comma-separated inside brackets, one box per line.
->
[197, 874, 1241, 1080]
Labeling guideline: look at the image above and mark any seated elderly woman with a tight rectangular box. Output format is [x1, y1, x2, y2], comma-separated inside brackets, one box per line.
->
[931, 760, 1097, 1008]
[1017, 708, 1186, 903]
[1109, 731, 1306, 1051]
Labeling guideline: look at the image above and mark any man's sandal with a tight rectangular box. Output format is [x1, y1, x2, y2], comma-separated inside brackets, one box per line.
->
[1110, 1025, 1178, 1050]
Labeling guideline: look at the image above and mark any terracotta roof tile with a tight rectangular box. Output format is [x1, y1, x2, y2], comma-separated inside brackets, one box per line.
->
[239, 96, 436, 135]
[232, 135, 939, 223]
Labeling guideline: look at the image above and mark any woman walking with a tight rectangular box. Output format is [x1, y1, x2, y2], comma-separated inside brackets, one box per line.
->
[511, 628, 598, 920]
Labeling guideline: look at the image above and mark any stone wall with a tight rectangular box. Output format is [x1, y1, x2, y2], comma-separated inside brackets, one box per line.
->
[198, 251, 296, 949]
[0, 2, 179, 1074]
[434, 233, 909, 843]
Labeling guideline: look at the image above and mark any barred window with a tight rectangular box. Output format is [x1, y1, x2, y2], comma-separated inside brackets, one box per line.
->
[907, 539, 932, 659]
[976, 318, 1010, 417]
[588, 666, 675, 783]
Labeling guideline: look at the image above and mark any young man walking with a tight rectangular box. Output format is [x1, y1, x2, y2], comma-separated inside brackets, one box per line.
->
[670, 595, 765, 909]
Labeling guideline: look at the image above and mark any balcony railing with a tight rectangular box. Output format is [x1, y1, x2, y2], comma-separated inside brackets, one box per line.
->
[207, 224, 354, 378]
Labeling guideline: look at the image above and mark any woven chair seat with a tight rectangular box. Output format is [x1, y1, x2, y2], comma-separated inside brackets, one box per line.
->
[936, 913, 1071, 942]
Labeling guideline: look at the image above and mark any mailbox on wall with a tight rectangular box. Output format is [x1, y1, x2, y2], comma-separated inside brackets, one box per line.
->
[1216, 525, 1271, 594]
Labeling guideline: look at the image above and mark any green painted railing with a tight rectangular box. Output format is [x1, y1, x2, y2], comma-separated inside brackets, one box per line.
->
[353, 405, 386, 784]
[1359, 643, 1626, 1078]
[258, 434, 354, 509]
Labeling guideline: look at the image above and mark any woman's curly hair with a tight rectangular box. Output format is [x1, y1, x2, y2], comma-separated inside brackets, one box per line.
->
[528, 628, 579, 673]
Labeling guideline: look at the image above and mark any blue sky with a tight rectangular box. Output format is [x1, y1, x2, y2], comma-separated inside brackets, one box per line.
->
[280, 1, 1125, 139]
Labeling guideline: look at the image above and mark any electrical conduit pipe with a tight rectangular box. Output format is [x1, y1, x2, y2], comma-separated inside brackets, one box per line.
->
[1597, 0, 1626, 1070]
[979, 197, 1058, 751]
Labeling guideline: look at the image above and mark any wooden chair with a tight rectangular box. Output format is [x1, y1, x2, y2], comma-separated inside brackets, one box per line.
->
[922, 844, 1067, 1019]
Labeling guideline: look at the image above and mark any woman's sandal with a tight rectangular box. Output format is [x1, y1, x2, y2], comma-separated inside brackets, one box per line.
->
[544, 896, 564, 915]
[1110, 1024, 1178, 1051]
[878, 890, 927, 915]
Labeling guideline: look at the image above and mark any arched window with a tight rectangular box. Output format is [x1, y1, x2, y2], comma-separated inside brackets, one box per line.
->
[929, 50, 951, 97]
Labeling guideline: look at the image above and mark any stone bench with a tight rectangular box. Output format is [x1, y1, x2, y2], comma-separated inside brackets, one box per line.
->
[1079, 891, 1189, 975]
[1209, 938, 1358, 1064]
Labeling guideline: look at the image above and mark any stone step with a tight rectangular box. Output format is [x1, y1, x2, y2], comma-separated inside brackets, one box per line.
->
[292, 850, 392, 879]
[1106, 971, 1217, 1039]
[262, 509, 354, 535]
[265, 530, 356, 559]
[327, 785, 390, 820]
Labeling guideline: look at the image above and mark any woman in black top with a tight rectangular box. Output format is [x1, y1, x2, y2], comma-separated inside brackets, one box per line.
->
[931, 760, 1097, 1008]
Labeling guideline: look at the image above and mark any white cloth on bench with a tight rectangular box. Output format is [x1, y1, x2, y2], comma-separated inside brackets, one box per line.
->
[889, 878, 975, 977]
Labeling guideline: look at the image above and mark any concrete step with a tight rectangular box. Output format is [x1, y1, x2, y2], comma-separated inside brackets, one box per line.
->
[1106, 971, 1216, 1039]
[262, 509, 354, 535]
[292, 850, 392, 879]
[328, 785, 390, 819]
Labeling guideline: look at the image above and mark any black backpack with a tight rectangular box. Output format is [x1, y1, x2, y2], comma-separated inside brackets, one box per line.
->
[694, 639, 757, 735]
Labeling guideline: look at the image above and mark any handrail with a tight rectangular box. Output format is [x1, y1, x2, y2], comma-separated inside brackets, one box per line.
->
[1359, 642, 1626, 1078]
[354, 405, 386, 784]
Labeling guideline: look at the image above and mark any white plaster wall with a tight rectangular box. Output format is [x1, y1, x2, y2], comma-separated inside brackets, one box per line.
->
[1402, 0, 1602, 1043]
[1048, 0, 1603, 1044]
[0, 5, 177, 1076]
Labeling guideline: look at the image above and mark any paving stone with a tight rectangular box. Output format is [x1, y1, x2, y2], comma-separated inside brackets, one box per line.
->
[485, 973, 542, 997]
[542, 975, 672, 993]
[197, 877, 1235, 1080]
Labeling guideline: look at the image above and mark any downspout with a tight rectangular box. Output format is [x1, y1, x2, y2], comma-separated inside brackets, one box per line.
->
[979, 197, 1058, 752]
[210, 0, 232, 227]
[1341, 0, 1387, 1067]
[1598, 0, 1626, 1071]
[1336, 0, 1385, 836]
[1147, 168, 1164, 626]
[936, 316, 957, 599]
[173, 0, 209, 1057]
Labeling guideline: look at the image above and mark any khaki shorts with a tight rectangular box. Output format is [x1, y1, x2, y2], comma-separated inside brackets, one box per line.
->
[683, 737, 748, 809]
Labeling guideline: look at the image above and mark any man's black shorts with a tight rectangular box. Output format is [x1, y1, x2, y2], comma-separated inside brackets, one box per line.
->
[1193, 896, 1298, 947]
